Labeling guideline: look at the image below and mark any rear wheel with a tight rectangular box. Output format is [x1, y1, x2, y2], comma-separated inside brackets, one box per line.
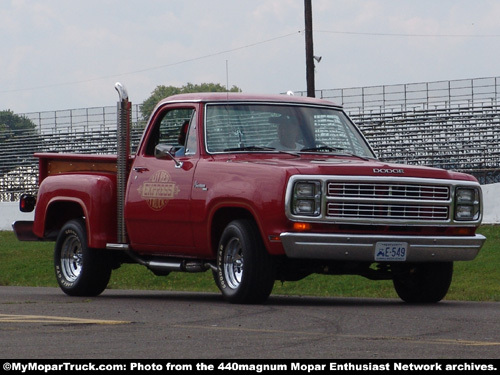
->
[214, 219, 275, 304]
[393, 262, 453, 303]
[54, 219, 111, 296]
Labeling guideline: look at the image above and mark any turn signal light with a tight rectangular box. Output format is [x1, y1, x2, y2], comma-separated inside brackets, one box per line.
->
[293, 222, 311, 231]
[455, 227, 475, 236]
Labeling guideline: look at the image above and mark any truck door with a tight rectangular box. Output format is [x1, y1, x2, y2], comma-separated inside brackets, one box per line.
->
[125, 105, 200, 255]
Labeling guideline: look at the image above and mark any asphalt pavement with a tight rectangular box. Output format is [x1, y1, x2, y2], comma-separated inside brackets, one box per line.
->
[1, 286, 499, 359]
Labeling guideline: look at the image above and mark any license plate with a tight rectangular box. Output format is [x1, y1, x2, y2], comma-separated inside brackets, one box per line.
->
[375, 242, 408, 261]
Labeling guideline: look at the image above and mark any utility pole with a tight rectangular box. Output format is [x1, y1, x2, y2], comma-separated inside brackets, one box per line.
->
[304, 0, 315, 97]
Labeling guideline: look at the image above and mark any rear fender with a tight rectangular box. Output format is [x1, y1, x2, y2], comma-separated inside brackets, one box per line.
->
[33, 174, 117, 248]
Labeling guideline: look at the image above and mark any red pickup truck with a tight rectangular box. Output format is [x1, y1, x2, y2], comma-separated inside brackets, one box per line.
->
[14, 84, 486, 304]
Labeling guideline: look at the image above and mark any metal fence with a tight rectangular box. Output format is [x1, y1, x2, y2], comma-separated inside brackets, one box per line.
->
[300, 76, 500, 113]
[1, 76, 500, 202]
[22, 104, 146, 136]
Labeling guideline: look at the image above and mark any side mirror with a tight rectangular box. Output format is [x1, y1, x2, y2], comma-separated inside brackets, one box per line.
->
[154, 144, 183, 168]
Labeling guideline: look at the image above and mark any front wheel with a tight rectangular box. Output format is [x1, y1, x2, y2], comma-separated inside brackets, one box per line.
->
[214, 219, 275, 304]
[54, 219, 111, 296]
[392, 262, 453, 303]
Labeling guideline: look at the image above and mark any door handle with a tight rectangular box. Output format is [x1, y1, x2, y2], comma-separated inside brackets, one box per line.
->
[133, 166, 149, 173]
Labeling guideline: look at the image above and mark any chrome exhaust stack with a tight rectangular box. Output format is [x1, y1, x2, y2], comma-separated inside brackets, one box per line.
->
[115, 82, 130, 244]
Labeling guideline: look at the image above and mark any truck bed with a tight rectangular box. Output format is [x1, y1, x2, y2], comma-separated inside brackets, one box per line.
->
[35, 153, 120, 184]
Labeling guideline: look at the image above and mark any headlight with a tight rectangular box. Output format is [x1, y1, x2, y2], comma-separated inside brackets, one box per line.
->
[295, 182, 316, 197]
[456, 188, 476, 204]
[292, 181, 321, 216]
[454, 187, 480, 221]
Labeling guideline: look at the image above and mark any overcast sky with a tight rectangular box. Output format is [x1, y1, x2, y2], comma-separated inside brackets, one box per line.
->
[2, 0, 500, 114]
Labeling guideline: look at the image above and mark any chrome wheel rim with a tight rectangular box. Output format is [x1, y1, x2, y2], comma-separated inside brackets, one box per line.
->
[223, 238, 243, 289]
[60, 235, 83, 282]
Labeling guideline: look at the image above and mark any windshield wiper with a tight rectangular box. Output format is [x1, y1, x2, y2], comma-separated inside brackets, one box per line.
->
[223, 145, 276, 152]
[300, 146, 372, 161]
[223, 145, 301, 157]
[300, 145, 345, 153]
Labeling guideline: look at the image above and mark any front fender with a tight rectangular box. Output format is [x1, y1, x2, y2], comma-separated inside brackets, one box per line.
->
[192, 160, 292, 256]
[33, 173, 117, 248]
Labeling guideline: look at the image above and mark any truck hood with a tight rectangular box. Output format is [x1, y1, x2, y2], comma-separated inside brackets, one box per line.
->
[240, 155, 478, 182]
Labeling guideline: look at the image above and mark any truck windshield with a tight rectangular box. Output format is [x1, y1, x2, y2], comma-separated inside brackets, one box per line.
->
[205, 103, 375, 158]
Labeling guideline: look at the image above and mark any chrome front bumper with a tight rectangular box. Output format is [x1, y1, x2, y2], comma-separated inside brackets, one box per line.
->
[280, 232, 486, 262]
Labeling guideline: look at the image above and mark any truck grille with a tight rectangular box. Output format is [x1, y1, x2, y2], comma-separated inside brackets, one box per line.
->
[326, 181, 450, 222]
[327, 182, 450, 200]
[326, 202, 449, 221]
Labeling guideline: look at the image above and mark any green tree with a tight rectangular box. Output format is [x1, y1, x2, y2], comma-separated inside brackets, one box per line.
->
[140, 82, 241, 120]
[0, 110, 36, 141]
[0, 110, 38, 176]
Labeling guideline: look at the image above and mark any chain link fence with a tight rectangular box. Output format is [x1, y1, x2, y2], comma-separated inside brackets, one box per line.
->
[2, 77, 500, 202]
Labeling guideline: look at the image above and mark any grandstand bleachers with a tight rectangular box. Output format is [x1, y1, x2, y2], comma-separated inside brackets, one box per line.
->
[1, 77, 500, 202]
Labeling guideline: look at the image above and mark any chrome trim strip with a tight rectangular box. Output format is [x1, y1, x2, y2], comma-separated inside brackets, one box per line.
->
[280, 232, 486, 262]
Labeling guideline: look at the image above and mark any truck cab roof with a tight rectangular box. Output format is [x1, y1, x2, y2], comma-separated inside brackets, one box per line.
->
[155, 92, 342, 108]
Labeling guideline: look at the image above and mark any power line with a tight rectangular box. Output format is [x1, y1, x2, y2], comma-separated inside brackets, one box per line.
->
[316, 29, 500, 38]
[0, 31, 302, 94]
[7, 27, 492, 96]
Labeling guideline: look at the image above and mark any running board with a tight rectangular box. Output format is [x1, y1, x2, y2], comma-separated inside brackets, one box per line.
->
[106, 243, 217, 274]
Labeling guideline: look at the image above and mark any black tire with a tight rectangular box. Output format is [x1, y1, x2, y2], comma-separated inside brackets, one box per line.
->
[54, 219, 111, 296]
[393, 262, 453, 303]
[214, 219, 275, 304]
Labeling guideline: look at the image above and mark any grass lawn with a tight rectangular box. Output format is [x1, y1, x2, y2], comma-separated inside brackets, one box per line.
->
[1, 226, 498, 301]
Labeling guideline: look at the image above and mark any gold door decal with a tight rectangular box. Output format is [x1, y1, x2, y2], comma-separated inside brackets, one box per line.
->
[137, 170, 180, 211]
